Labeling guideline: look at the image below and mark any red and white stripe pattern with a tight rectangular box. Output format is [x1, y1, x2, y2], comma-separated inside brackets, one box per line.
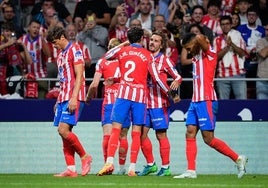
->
[192, 46, 218, 102]
[201, 15, 222, 36]
[20, 34, 47, 78]
[214, 34, 246, 77]
[95, 57, 120, 105]
[147, 53, 182, 108]
[57, 42, 86, 102]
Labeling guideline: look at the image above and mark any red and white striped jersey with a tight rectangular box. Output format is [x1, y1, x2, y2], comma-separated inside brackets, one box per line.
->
[47, 42, 60, 63]
[57, 42, 86, 102]
[147, 53, 182, 108]
[201, 15, 222, 36]
[108, 26, 128, 42]
[20, 34, 47, 78]
[221, 0, 236, 16]
[74, 41, 91, 63]
[95, 57, 120, 105]
[105, 43, 169, 103]
[214, 31, 246, 77]
[191, 46, 218, 102]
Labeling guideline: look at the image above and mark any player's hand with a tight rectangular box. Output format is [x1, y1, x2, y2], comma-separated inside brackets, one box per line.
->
[170, 80, 181, 90]
[85, 86, 97, 104]
[167, 89, 181, 103]
[68, 97, 77, 113]
[103, 78, 114, 86]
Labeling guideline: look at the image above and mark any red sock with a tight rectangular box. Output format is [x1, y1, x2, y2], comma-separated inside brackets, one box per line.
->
[107, 128, 121, 158]
[186, 138, 197, 170]
[130, 131, 141, 163]
[159, 137, 170, 166]
[209, 137, 239, 161]
[118, 138, 128, 165]
[102, 135, 110, 162]
[63, 138, 75, 166]
[65, 132, 86, 158]
[141, 137, 154, 164]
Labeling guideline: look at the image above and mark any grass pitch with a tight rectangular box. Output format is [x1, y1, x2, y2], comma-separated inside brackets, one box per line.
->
[0, 174, 267, 188]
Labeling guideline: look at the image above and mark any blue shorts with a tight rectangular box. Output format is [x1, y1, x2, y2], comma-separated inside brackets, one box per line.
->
[53, 101, 84, 127]
[185, 101, 218, 131]
[112, 98, 146, 126]
[145, 107, 170, 130]
[102, 103, 131, 128]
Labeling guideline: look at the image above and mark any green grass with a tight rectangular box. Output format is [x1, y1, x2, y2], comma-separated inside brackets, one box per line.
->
[0, 174, 267, 188]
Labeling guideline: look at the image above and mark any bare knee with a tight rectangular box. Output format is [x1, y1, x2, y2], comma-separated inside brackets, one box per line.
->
[185, 125, 198, 138]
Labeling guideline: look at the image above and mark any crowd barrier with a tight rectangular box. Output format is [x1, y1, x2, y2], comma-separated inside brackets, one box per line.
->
[0, 99, 267, 122]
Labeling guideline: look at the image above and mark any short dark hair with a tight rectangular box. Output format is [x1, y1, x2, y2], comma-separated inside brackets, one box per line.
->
[207, 0, 221, 9]
[247, 5, 259, 16]
[28, 19, 41, 26]
[182, 33, 196, 46]
[192, 5, 205, 15]
[127, 27, 144, 44]
[46, 26, 66, 43]
[1, 22, 14, 32]
[220, 15, 232, 24]
[187, 23, 204, 34]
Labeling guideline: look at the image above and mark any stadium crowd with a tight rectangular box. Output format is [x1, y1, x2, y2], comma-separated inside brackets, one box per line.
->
[0, 0, 268, 99]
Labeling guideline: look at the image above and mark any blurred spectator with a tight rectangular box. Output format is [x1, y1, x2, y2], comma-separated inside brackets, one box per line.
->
[73, 0, 111, 28]
[256, 24, 268, 99]
[237, 0, 262, 25]
[76, 9, 108, 91]
[21, 0, 35, 28]
[106, 0, 122, 17]
[167, 3, 184, 54]
[231, 12, 241, 29]
[157, 0, 172, 22]
[124, 0, 138, 16]
[221, 0, 237, 15]
[201, 0, 222, 37]
[108, 3, 129, 42]
[182, 5, 214, 44]
[129, 18, 151, 49]
[256, 0, 268, 25]
[214, 15, 247, 99]
[129, 0, 155, 32]
[0, 22, 32, 95]
[66, 23, 91, 68]
[237, 6, 265, 98]
[20, 19, 51, 99]
[31, 0, 72, 26]
[0, 2, 25, 38]
[42, 7, 64, 33]
[73, 16, 85, 34]
[153, 14, 178, 66]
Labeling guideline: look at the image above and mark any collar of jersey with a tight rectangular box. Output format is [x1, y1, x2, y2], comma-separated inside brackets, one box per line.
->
[130, 43, 143, 48]
[62, 42, 72, 52]
[154, 52, 162, 59]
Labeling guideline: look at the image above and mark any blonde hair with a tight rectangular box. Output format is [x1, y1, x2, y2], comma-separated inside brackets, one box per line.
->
[108, 38, 121, 50]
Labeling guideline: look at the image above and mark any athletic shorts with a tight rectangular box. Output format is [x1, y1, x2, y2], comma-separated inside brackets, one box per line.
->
[111, 98, 146, 126]
[145, 107, 170, 130]
[53, 101, 84, 127]
[185, 101, 218, 131]
[102, 103, 131, 128]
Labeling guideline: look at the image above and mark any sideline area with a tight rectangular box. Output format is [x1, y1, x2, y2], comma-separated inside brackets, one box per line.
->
[0, 121, 267, 175]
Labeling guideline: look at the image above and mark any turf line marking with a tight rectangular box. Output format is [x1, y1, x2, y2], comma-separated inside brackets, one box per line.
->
[2, 183, 265, 188]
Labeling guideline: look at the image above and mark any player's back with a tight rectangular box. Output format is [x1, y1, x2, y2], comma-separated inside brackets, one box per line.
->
[119, 45, 152, 87]
[117, 45, 152, 103]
